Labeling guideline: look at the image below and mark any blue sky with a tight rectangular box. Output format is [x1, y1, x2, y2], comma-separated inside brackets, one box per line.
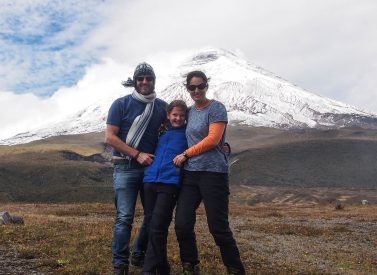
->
[0, 0, 104, 96]
[0, 0, 377, 139]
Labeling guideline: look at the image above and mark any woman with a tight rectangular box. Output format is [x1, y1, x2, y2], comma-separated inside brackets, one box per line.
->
[173, 71, 245, 275]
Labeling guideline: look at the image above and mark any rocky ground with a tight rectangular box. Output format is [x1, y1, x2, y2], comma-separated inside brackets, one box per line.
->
[0, 247, 53, 275]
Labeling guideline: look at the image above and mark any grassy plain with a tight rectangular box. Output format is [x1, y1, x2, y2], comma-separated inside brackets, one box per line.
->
[1, 192, 377, 274]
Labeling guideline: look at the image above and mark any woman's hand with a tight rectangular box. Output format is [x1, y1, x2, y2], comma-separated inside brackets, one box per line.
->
[173, 154, 187, 167]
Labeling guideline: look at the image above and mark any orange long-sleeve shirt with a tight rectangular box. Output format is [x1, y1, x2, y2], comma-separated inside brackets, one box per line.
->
[185, 121, 226, 157]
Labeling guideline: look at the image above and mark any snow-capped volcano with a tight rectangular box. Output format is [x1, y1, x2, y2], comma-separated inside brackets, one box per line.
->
[1, 48, 376, 145]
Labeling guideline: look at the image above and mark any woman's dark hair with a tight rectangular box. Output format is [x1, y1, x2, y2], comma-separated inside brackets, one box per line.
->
[185, 70, 210, 85]
[167, 99, 188, 113]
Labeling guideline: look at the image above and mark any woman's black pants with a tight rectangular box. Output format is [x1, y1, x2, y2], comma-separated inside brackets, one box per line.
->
[174, 170, 245, 273]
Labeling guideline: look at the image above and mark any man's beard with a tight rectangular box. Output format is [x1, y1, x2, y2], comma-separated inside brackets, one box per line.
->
[136, 83, 155, 95]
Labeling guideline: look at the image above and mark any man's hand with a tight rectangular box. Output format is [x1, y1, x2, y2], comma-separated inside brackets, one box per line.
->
[136, 152, 155, 166]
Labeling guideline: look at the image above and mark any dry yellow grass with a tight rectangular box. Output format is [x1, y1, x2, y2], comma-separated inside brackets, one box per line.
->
[0, 132, 105, 157]
[1, 196, 377, 274]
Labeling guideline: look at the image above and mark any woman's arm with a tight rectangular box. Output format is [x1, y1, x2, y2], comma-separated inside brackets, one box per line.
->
[173, 122, 226, 166]
[186, 121, 226, 157]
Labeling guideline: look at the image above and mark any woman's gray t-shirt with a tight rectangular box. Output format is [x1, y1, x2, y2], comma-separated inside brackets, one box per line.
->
[184, 100, 229, 173]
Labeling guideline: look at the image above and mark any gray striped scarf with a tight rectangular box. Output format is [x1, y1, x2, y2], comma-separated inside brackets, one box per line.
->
[125, 90, 156, 157]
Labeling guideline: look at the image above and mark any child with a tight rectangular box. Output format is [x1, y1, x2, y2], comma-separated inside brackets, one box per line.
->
[141, 100, 188, 275]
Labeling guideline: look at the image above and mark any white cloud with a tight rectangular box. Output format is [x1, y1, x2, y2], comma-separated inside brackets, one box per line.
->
[0, 57, 132, 140]
[86, 0, 377, 113]
[0, 0, 377, 139]
[0, 90, 57, 139]
[0, 0, 106, 95]
[0, 52, 191, 140]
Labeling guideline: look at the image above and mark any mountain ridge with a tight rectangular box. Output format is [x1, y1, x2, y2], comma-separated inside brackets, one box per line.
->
[1, 47, 376, 145]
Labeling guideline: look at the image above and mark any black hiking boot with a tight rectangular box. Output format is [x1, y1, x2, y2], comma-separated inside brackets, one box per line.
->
[226, 266, 245, 275]
[182, 262, 200, 275]
[131, 251, 145, 267]
[113, 264, 129, 275]
[156, 263, 171, 275]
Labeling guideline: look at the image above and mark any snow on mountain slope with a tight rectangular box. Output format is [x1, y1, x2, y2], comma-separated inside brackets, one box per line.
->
[1, 47, 376, 145]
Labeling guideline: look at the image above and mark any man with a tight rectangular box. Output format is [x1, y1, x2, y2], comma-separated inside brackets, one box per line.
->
[106, 63, 167, 275]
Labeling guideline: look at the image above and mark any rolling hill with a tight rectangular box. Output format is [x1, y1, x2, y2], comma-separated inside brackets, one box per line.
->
[1, 126, 376, 203]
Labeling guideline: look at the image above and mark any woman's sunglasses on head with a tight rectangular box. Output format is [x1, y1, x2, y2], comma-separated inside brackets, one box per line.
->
[187, 83, 207, 92]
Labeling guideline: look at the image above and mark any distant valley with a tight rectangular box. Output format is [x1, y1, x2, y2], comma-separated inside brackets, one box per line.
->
[1, 126, 376, 204]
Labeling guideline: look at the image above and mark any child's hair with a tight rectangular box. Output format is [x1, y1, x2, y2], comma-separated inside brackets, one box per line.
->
[167, 100, 188, 113]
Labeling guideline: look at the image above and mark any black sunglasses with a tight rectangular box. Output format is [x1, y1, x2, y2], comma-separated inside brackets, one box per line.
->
[187, 83, 207, 91]
[136, 76, 154, 82]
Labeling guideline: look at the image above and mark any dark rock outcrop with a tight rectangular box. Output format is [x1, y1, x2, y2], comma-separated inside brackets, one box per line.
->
[0, 211, 24, 225]
[61, 151, 108, 163]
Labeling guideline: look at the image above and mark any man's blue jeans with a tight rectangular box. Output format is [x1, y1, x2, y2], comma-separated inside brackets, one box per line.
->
[112, 163, 148, 267]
